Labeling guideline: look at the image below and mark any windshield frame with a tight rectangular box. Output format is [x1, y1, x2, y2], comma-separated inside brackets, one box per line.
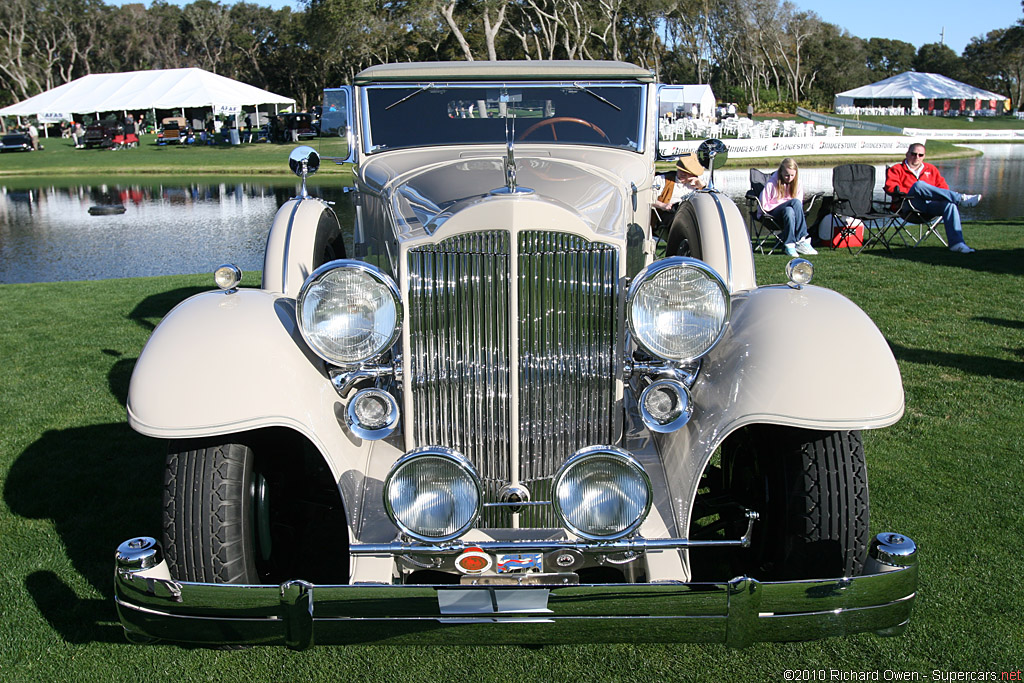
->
[359, 81, 647, 156]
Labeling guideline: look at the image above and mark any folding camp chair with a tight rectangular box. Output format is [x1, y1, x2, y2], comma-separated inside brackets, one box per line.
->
[746, 168, 823, 255]
[746, 169, 785, 254]
[883, 166, 947, 248]
[830, 164, 897, 253]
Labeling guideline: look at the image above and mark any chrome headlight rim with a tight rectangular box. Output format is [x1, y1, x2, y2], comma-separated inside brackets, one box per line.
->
[296, 259, 403, 367]
[552, 445, 653, 542]
[626, 256, 731, 364]
[382, 446, 482, 543]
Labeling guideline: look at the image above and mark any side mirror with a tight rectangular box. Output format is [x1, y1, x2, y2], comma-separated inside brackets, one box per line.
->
[289, 146, 320, 199]
[696, 139, 729, 191]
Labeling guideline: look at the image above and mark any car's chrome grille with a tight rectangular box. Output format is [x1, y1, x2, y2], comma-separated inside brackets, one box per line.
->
[407, 230, 619, 529]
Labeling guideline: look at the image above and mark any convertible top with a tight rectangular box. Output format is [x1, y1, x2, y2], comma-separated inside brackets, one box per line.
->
[354, 60, 656, 85]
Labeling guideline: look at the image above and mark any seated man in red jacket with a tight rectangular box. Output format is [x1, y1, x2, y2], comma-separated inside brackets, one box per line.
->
[885, 142, 981, 253]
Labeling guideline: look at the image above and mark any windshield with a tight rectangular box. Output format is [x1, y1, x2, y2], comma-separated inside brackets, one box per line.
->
[363, 83, 644, 153]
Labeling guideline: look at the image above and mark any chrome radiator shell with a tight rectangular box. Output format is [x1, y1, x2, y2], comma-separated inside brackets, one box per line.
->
[405, 230, 620, 527]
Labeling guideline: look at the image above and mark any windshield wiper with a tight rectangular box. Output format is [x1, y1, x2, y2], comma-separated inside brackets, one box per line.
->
[385, 84, 434, 110]
[573, 82, 621, 111]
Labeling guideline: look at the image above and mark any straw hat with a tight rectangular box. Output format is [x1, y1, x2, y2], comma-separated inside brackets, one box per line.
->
[675, 153, 705, 177]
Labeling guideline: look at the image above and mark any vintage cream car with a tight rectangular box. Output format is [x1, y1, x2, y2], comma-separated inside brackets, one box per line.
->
[115, 61, 917, 648]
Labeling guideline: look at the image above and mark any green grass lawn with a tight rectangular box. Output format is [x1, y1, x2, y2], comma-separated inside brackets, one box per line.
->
[829, 114, 1024, 131]
[1, 219, 1022, 680]
[0, 134, 352, 180]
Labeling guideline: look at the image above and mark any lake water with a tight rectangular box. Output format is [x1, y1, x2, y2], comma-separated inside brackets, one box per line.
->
[2, 144, 1022, 284]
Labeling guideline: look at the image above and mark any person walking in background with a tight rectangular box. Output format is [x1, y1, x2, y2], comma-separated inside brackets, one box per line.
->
[27, 122, 39, 150]
[885, 142, 981, 254]
[759, 157, 816, 257]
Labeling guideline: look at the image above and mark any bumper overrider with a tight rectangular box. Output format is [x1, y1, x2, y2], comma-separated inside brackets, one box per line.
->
[114, 532, 917, 648]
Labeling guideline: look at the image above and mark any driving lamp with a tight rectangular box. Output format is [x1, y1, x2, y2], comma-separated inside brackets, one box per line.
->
[383, 447, 481, 543]
[639, 379, 692, 433]
[553, 446, 652, 541]
[627, 257, 729, 362]
[297, 260, 402, 366]
[346, 388, 400, 440]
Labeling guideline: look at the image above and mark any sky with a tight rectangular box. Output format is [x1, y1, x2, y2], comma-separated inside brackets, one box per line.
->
[795, 0, 1022, 55]
[106, 0, 1022, 56]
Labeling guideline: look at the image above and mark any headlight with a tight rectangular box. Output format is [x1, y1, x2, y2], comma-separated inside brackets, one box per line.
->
[383, 448, 481, 542]
[297, 260, 401, 366]
[627, 257, 729, 362]
[553, 446, 652, 541]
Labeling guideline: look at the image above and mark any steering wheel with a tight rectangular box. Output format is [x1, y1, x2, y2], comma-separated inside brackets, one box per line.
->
[518, 117, 609, 142]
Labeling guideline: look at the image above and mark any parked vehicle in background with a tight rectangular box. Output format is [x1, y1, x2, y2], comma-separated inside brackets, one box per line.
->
[157, 117, 189, 145]
[1, 130, 34, 152]
[82, 119, 123, 149]
[115, 60, 918, 649]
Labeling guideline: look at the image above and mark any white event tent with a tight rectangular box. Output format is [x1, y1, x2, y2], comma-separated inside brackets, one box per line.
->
[0, 68, 295, 129]
[659, 85, 716, 119]
[835, 72, 1007, 113]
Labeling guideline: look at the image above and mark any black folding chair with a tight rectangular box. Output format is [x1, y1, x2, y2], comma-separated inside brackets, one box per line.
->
[746, 168, 823, 255]
[831, 164, 897, 253]
[746, 169, 785, 254]
[883, 166, 947, 248]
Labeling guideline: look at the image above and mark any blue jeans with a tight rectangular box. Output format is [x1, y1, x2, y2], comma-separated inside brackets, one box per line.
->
[766, 199, 809, 245]
[905, 181, 965, 246]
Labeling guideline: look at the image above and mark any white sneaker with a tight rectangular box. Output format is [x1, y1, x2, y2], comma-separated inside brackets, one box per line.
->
[784, 244, 798, 257]
[795, 241, 818, 255]
[960, 194, 982, 207]
[950, 242, 976, 253]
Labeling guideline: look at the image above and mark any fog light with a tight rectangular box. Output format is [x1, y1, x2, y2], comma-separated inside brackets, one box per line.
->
[383, 447, 481, 542]
[639, 379, 692, 433]
[786, 258, 813, 288]
[214, 263, 241, 291]
[346, 388, 399, 440]
[553, 446, 652, 541]
[455, 548, 493, 574]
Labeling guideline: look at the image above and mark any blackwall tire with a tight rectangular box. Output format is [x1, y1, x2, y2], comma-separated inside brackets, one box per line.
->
[725, 427, 870, 580]
[163, 440, 260, 583]
[665, 200, 703, 259]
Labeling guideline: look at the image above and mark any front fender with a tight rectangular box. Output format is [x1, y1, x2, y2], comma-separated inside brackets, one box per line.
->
[127, 289, 338, 440]
[699, 283, 904, 432]
[126, 288, 404, 549]
[656, 283, 903, 544]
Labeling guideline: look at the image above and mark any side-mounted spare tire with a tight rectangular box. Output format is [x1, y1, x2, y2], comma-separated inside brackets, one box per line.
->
[723, 426, 870, 580]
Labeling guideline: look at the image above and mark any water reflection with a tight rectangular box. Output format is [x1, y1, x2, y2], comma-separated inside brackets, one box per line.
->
[1, 145, 1021, 284]
[0, 179, 351, 284]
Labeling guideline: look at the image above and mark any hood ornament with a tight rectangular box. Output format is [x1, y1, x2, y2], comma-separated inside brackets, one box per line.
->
[490, 115, 532, 195]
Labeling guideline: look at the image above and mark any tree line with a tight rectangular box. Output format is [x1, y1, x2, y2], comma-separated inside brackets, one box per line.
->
[1, 0, 1022, 114]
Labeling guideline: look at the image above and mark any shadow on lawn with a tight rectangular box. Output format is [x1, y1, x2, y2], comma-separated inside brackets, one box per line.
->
[4, 285, 209, 644]
[867, 245, 1024, 276]
[889, 342, 1024, 382]
[7, 421, 164, 643]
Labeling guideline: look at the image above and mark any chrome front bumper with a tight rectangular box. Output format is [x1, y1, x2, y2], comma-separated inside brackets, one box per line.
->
[114, 533, 917, 649]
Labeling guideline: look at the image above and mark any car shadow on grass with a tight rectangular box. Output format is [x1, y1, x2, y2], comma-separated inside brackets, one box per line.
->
[7, 421, 164, 644]
[5, 286, 209, 645]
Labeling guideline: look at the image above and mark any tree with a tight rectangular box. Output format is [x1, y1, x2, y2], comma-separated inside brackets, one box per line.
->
[964, 27, 1024, 110]
[914, 42, 966, 80]
[864, 38, 916, 77]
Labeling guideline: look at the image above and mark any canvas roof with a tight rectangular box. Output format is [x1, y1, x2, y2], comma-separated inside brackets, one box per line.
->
[835, 72, 1005, 103]
[657, 84, 716, 116]
[0, 68, 294, 118]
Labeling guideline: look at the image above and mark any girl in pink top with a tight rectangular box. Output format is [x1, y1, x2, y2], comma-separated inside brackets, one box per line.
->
[758, 158, 816, 256]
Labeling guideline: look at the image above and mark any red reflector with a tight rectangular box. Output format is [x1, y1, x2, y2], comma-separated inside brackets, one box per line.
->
[458, 555, 489, 572]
